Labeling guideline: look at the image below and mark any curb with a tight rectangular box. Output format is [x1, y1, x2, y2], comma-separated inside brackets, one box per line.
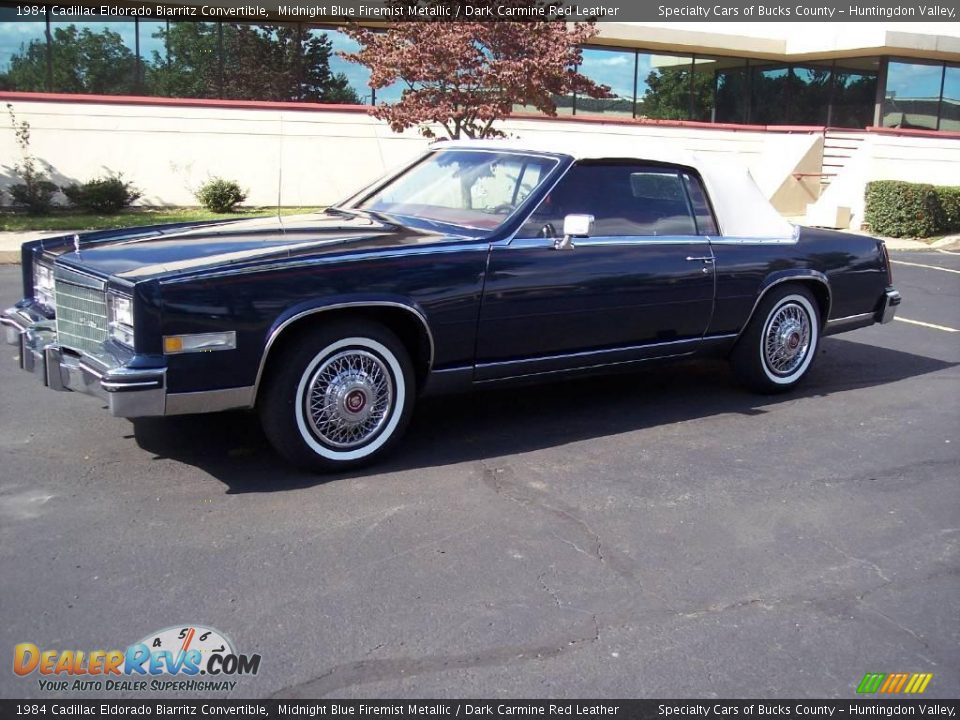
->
[0, 250, 21, 264]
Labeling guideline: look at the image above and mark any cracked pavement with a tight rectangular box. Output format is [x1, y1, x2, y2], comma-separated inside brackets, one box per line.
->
[1, 251, 958, 699]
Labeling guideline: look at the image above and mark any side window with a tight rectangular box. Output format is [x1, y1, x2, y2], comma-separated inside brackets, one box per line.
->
[682, 172, 720, 235]
[517, 163, 698, 238]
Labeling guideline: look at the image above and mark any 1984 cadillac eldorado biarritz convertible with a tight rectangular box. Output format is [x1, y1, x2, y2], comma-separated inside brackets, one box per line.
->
[2, 139, 901, 471]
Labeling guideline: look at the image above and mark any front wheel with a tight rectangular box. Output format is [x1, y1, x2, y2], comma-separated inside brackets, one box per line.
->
[259, 320, 415, 472]
[731, 285, 821, 394]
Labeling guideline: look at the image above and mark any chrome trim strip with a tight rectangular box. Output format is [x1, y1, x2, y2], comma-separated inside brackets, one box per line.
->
[53, 265, 107, 290]
[101, 380, 162, 390]
[252, 302, 435, 399]
[476, 351, 696, 384]
[733, 275, 832, 342]
[475, 334, 735, 370]
[507, 236, 709, 249]
[825, 312, 874, 329]
[165, 386, 256, 415]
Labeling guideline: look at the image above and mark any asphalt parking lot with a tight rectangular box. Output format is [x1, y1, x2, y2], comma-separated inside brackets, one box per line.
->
[1, 250, 957, 700]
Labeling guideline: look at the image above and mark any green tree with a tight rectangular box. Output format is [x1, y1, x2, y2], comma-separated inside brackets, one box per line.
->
[0, 25, 137, 94]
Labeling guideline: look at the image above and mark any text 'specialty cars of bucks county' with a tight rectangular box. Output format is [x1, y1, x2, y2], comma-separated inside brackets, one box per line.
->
[2, 139, 901, 472]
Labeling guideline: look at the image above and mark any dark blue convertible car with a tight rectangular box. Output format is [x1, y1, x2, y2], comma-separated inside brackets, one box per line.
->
[2, 139, 900, 471]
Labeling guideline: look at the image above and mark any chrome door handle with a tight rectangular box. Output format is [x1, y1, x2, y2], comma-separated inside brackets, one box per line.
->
[686, 256, 714, 263]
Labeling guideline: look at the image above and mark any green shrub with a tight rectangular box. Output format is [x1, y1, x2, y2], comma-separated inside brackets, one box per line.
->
[62, 173, 142, 214]
[196, 178, 247, 213]
[863, 180, 941, 238]
[936, 186, 960, 233]
[8, 179, 59, 215]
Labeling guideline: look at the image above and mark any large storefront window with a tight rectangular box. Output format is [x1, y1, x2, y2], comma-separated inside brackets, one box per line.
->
[883, 60, 944, 130]
[831, 58, 878, 128]
[577, 47, 636, 117]
[791, 65, 832, 125]
[636, 53, 691, 120]
[942, 65, 960, 132]
[0, 8, 49, 91]
[0, 17, 957, 134]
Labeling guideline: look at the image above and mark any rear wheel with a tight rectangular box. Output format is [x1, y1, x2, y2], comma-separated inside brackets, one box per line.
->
[731, 285, 820, 393]
[259, 320, 415, 472]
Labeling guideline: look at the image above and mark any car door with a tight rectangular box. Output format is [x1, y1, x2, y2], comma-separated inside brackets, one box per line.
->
[475, 161, 717, 381]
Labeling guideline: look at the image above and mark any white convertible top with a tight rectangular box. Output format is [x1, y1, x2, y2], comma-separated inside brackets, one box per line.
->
[435, 138, 796, 240]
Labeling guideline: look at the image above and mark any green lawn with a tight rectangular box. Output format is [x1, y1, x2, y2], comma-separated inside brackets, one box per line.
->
[0, 207, 323, 233]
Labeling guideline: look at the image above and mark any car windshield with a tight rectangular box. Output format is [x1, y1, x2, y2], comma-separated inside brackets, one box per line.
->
[358, 149, 560, 231]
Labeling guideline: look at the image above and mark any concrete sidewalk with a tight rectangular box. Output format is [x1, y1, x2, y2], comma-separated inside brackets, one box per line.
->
[1, 229, 958, 264]
[0, 230, 76, 263]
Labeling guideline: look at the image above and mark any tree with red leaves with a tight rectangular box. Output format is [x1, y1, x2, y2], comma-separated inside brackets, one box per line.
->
[342, 1, 610, 139]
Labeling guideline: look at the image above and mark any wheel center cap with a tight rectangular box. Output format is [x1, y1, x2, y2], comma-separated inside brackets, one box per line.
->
[345, 390, 366, 413]
[787, 332, 800, 349]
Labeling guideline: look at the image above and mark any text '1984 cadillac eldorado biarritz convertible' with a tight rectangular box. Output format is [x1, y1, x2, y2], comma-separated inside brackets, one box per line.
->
[2, 139, 901, 471]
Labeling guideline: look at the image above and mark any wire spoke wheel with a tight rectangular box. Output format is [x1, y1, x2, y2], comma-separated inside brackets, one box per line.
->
[303, 349, 394, 449]
[763, 301, 811, 376]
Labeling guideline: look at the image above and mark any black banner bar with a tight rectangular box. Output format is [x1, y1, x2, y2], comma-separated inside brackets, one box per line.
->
[1, 699, 959, 719]
[0, 0, 957, 22]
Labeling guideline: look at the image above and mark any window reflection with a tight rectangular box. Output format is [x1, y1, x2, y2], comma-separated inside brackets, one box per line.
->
[637, 53, 691, 120]
[791, 65, 832, 125]
[0, 7, 50, 91]
[831, 57, 878, 128]
[44, 19, 138, 95]
[751, 65, 789, 124]
[577, 47, 636, 117]
[938, 65, 959, 131]
[693, 55, 747, 123]
[883, 60, 944, 130]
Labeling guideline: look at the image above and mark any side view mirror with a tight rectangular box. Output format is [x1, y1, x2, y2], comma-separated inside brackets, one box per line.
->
[555, 214, 594, 250]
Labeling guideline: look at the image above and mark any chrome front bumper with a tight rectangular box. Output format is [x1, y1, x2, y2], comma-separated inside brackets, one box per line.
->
[2, 306, 166, 417]
[877, 288, 901, 324]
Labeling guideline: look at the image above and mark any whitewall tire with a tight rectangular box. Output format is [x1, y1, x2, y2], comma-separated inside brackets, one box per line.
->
[731, 285, 821, 394]
[259, 320, 415, 472]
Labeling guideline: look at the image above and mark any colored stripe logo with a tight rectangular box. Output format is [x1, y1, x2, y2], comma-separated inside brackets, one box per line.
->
[857, 673, 933, 694]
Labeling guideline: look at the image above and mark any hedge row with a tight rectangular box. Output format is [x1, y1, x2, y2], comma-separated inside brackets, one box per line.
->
[864, 180, 960, 238]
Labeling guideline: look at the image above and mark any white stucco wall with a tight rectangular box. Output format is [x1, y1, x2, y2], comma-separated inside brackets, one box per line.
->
[1, 97, 957, 225]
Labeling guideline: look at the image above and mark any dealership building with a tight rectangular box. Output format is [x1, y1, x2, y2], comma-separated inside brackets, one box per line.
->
[0, 14, 958, 229]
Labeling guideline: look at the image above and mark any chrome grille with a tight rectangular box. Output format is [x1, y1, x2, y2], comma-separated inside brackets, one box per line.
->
[55, 280, 108, 355]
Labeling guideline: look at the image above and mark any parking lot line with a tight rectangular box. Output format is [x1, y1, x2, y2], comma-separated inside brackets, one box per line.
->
[895, 317, 959, 333]
[892, 260, 960, 274]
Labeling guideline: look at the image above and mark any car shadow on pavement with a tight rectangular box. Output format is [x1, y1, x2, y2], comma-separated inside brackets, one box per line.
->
[131, 337, 957, 493]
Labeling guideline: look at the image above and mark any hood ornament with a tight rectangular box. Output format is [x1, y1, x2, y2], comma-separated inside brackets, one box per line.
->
[73, 234, 81, 255]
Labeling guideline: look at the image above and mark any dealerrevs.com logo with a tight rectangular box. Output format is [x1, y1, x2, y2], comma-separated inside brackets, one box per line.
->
[13, 625, 261, 693]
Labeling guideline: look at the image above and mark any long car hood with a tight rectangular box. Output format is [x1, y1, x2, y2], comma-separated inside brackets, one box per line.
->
[50, 213, 449, 281]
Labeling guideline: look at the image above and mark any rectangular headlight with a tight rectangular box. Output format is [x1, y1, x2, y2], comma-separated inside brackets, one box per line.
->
[107, 293, 135, 348]
[33, 262, 55, 311]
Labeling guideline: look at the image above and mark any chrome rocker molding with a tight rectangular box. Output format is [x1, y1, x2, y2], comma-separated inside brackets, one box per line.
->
[251, 301, 435, 398]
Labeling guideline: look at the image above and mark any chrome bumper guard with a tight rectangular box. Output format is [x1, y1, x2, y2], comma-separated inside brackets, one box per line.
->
[2, 306, 166, 418]
[877, 288, 901, 325]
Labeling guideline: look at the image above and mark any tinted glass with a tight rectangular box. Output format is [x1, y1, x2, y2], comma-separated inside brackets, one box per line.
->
[751, 65, 789, 124]
[0, 8, 51, 91]
[832, 57, 879, 128]
[791, 65, 832, 125]
[940, 65, 959, 131]
[714, 61, 749, 123]
[637, 53, 692, 120]
[47, 20, 137, 95]
[883, 60, 944, 130]
[518, 164, 698, 238]
[577, 47, 636, 117]
[308, 26, 366, 104]
[682, 173, 718, 235]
